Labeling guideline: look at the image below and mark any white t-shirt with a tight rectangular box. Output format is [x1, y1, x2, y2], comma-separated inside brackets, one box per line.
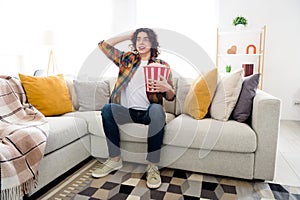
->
[120, 60, 150, 110]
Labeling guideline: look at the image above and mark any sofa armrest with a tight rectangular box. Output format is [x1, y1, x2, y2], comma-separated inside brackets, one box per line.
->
[251, 89, 281, 180]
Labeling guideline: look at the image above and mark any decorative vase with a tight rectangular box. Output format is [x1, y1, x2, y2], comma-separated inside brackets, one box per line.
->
[242, 64, 254, 77]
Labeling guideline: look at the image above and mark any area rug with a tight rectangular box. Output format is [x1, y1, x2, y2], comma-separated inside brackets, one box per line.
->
[39, 159, 300, 200]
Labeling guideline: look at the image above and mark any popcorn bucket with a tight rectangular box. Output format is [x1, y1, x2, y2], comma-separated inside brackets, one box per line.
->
[143, 65, 170, 92]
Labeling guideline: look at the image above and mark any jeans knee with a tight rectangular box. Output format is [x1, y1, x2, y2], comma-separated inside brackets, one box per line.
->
[149, 104, 165, 119]
[101, 103, 112, 119]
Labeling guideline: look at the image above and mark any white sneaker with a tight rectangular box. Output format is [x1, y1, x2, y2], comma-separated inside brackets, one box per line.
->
[92, 158, 122, 178]
[146, 164, 161, 189]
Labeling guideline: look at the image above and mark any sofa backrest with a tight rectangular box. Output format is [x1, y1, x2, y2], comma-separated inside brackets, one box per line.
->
[106, 77, 180, 115]
[175, 77, 193, 115]
[65, 78, 110, 111]
[65, 77, 193, 115]
[65, 78, 79, 110]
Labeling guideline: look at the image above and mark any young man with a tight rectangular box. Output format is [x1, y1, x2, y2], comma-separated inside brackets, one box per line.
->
[92, 28, 175, 189]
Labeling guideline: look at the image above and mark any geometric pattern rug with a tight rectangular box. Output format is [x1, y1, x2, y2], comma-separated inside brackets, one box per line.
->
[39, 159, 300, 200]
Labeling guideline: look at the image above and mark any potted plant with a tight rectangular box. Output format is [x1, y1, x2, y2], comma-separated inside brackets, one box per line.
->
[233, 16, 248, 30]
[226, 65, 231, 73]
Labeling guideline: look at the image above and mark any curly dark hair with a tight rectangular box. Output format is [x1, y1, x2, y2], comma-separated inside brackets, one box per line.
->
[131, 28, 160, 58]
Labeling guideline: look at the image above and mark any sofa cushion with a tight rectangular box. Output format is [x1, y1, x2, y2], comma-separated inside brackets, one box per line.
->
[74, 80, 110, 111]
[44, 116, 88, 155]
[116, 112, 178, 143]
[63, 111, 103, 136]
[175, 78, 194, 115]
[65, 78, 79, 110]
[183, 68, 217, 119]
[210, 69, 244, 121]
[77, 111, 175, 143]
[19, 74, 74, 116]
[164, 114, 256, 153]
[231, 73, 260, 122]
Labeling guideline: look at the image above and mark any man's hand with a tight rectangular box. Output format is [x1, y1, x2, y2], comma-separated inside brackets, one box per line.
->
[145, 63, 175, 100]
[148, 75, 172, 93]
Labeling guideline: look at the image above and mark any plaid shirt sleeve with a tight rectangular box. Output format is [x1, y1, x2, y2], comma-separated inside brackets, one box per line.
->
[164, 66, 176, 101]
[98, 40, 139, 104]
[98, 40, 124, 67]
[98, 40, 175, 105]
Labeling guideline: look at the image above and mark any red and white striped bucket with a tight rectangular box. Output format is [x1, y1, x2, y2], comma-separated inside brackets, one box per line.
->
[143, 65, 170, 92]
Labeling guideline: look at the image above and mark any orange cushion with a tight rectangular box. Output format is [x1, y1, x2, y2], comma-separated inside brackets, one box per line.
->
[183, 68, 218, 119]
[19, 74, 73, 116]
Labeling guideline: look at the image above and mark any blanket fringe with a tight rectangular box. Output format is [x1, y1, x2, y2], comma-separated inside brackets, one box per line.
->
[1, 177, 36, 200]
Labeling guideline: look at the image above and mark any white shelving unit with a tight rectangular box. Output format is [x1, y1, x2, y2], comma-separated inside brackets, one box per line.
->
[216, 25, 266, 89]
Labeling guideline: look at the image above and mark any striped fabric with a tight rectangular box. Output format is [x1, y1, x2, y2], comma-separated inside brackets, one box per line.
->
[0, 75, 49, 199]
[98, 40, 175, 105]
[143, 65, 170, 92]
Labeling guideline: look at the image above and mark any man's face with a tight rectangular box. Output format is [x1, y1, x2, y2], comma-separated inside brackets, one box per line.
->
[136, 32, 151, 56]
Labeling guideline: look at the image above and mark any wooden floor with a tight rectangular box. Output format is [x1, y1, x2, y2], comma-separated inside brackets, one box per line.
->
[272, 120, 300, 186]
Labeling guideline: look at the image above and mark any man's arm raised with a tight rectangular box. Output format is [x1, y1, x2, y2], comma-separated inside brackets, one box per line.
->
[105, 33, 133, 46]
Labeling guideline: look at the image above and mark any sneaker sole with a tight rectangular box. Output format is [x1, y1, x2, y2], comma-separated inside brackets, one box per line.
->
[91, 165, 122, 178]
[146, 182, 161, 189]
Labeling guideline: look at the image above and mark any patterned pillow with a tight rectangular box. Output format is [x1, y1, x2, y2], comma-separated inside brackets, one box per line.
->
[183, 68, 218, 120]
[231, 73, 260, 122]
[210, 69, 244, 121]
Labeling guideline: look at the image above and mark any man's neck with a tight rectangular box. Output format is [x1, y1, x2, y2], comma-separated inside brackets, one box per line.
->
[140, 53, 150, 61]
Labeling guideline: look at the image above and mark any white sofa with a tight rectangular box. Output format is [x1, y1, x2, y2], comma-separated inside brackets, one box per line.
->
[29, 76, 281, 196]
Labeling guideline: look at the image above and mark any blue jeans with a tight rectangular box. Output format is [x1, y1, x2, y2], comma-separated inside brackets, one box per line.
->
[101, 103, 165, 163]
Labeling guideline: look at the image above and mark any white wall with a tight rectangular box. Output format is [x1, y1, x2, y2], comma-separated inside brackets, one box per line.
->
[0, 0, 113, 75]
[111, 0, 136, 34]
[0, 0, 299, 120]
[135, 0, 217, 62]
[218, 0, 300, 120]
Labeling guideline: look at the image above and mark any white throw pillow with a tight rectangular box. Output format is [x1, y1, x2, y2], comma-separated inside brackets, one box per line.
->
[210, 69, 244, 121]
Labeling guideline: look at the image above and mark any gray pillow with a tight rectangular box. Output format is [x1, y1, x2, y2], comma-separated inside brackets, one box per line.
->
[231, 73, 260, 122]
[74, 80, 110, 111]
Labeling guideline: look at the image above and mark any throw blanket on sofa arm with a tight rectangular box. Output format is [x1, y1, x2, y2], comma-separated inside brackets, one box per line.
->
[0, 75, 49, 200]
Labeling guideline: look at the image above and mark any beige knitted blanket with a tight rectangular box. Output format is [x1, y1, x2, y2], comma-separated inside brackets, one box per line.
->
[0, 75, 49, 199]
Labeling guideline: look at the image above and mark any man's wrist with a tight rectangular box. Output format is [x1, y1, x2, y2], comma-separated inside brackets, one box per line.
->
[166, 88, 175, 100]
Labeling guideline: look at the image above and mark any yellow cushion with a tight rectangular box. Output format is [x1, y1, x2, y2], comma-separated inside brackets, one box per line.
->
[183, 68, 218, 120]
[19, 74, 74, 116]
